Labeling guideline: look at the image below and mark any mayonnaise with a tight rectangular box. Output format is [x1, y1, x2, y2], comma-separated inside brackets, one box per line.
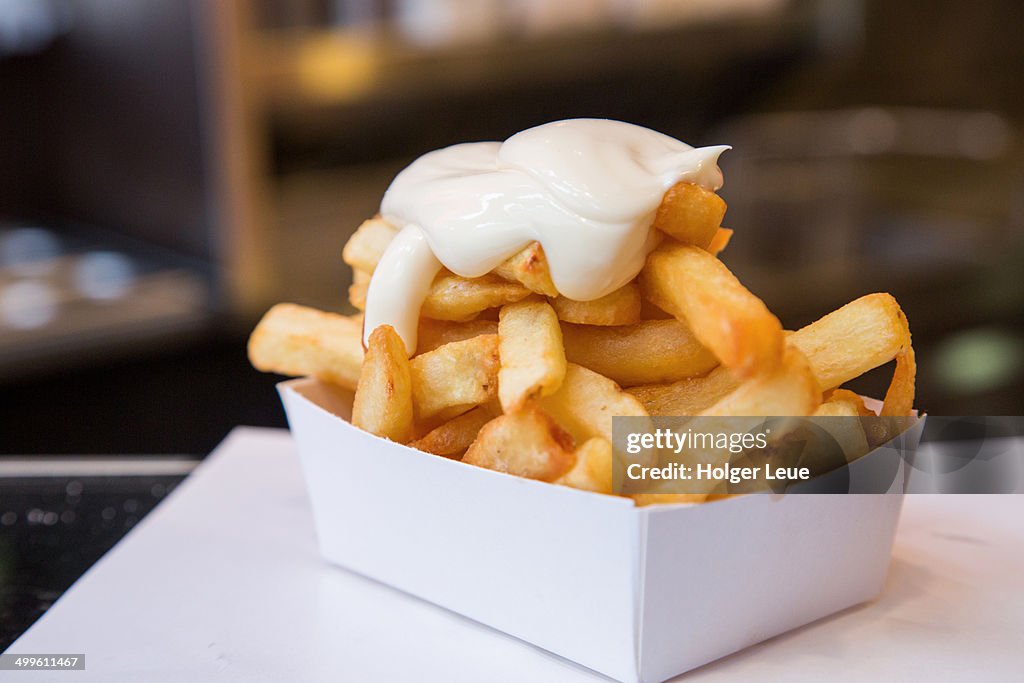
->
[364, 118, 728, 353]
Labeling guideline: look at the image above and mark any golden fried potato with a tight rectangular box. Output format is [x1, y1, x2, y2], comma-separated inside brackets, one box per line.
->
[556, 437, 613, 494]
[409, 403, 499, 458]
[626, 367, 740, 416]
[640, 241, 784, 379]
[348, 269, 371, 309]
[539, 363, 650, 446]
[813, 388, 872, 463]
[788, 293, 912, 393]
[248, 303, 364, 389]
[463, 407, 574, 481]
[409, 334, 500, 420]
[561, 319, 718, 386]
[639, 297, 673, 320]
[497, 301, 567, 412]
[416, 318, 499, 354]
[707, 227, 733, 256]
[492, 242, 559, 297]
[352, 325, 414, 442]
[342, 216, 398, 273]
[882, 346, 916, 417]
[549, 283, 642, 326]
[652, 181, 726, 249]
[701, 346, 820, 417]
[420, 272, 532, 322]
[816, 389, 867, 416]
[630, 493, 707, 506]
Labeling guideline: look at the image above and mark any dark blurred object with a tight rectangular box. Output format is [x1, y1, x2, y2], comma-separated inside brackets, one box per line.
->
[0, 224, 210, 379]
[0, 335, 287, 455]
[0, 0, 71, 56]
[0, 466, 191, 650]
[0, 0, 212, 257]
[0, 0, 228, 382]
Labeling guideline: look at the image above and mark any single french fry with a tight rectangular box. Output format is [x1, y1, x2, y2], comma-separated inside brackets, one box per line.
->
[788, 293, 912, 392]
[342, 216, 398, 273]
[882, 346, 916, 417]
[631, 493, 708, 506]
[492, 242, 559, 297]
[626, 367, 740, 416]
[248, 303, 363, 389]
[539, 363, 651, 453]
[416, 318, 498, 354]
[350, 270, 532, 320]
[701, 346, 820, 417]
[463, 407, 575, 481]
[707, 227, 733, 256]
[352, 325, 414, 442]
[420, 272, 532, 322]
[640, 241, 783, 379]
[549, 283, 642, 326]
[410, 334, 500, 420]
[818, 389, 872, 416]
[561, 319, 718, 386]
[813, 389, 872, 463]
[409, 403, 499, 458]
[652, 181, 727, 249]
[349, 269, 370, 309]
[498, 301, 567, 412]
[556, 437, 613, 494]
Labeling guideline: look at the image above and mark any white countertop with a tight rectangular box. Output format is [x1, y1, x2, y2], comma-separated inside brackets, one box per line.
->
[8, 428, 1023, 681]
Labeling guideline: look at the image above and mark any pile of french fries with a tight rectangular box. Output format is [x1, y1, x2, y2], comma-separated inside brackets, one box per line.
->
[249, 180, 915, 503]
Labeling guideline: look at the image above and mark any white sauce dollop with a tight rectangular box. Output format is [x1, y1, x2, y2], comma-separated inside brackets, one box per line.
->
[364, 118, 728, 353]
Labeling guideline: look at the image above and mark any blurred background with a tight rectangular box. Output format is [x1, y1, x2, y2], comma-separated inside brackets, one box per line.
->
[1, 0, 1023, 651]
[1, 0, 1023, 457]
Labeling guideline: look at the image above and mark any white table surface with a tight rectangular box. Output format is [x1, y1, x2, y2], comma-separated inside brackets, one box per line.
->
[8, 428, 1024, 682]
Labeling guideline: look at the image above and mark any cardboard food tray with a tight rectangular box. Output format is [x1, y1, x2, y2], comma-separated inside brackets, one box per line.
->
[279, 377, 923, 683]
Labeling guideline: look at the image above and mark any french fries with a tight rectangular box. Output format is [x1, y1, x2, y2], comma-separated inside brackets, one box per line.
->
[409, 334, 500, 420]
[788, 293, 915, 415]
[816, 389, 871, 417]
[652, 181, 727, 249]
[556, 437, 613, 494]
[417, 318, 498, 354]
[626, 367, 740, 416]
[640, 241, 784, 379]
[341, 218, 558, 299]
[410, 403, 499, 458]
[253, 161, 918, 505]
[549, 283, 642, 326]
[701, 346, 820, 417]
[420, 272, 532, 321]
[707, 227, 733, 257]
[349, 269, 371, 309]
[352, 325, 414, 442]
[248, 303, 363, 390]
[882, 346, 916, 417]
[539, 363, 651, 451]
[492, 242, 559, 296]
[497, 301, 567, 412]
[813, 389, 872, 463]
[463, 407, 574, 481]
[342, 216, 398, 273]
[561, 319, 717, 386]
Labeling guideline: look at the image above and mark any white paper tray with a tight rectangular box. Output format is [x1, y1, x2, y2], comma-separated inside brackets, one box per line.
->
[281, 378, 922, 683]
